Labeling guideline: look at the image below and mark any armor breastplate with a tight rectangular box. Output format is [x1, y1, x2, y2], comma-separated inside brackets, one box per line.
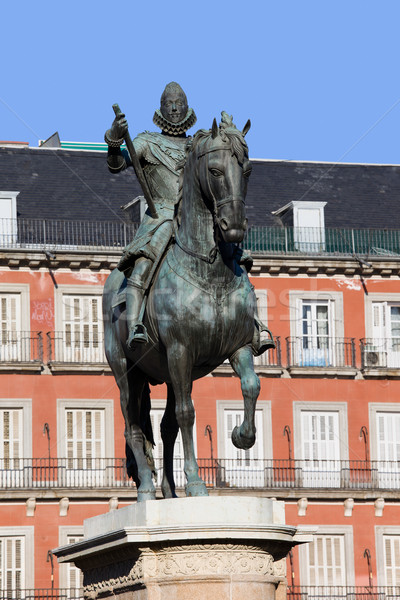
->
[143, 162, 180, 206]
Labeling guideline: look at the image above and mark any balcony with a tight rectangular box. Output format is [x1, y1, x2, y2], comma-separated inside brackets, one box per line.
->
[244, 225, 400, 257]
[0, 331, 42, 369]
[288, 586, 400, 599]
[0, 590, 83, 600]
[2, 458, 400, 492]
[286, 337, 356, 373]
[361, 338, 400, 371]
[46, 332, 107, 371]
[0, 218, 398, 259]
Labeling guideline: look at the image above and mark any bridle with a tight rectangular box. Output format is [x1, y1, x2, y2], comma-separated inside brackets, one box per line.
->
[175, 143, 244, 263]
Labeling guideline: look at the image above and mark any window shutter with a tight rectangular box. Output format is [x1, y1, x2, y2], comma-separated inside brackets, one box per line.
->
[306, 535, 345, 586]
[63, 295, 103, 361]
[377, 412, 400, 462]
[301, 411, 340, 462]
[223, 409, 264, 461]
[0, 409, 22, 468]
[384, 535, 400, 586]
[255, 289, 268, 325]
[65, 409, 105, 468]
[67, 535, 83, 593]
[1, 536, 24, 592]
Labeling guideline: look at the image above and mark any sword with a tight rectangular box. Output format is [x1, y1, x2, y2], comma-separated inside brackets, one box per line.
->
[112, 103, 158, 219]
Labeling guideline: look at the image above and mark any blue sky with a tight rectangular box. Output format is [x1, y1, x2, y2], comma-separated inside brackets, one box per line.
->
[2, 1, 400, 163]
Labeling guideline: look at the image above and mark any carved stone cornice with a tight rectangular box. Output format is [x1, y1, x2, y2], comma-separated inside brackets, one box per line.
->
[0, 249, 120, 271]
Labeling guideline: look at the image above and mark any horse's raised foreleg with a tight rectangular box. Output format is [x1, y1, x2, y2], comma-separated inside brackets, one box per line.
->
[160, 384, 179, 498]
[229, 345, 261, 450]
[167, 344, 208, 497]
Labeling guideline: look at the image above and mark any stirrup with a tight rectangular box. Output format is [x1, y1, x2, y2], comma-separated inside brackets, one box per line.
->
[252, 327, 275, 357]
[127, 323, 148, 348]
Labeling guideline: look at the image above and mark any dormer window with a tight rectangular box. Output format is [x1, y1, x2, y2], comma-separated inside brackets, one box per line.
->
[272, 200, 327, 252]
[0, 192, 19, 246]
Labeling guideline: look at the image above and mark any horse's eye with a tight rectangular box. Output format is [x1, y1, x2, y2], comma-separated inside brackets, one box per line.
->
[209, 168, 223, 178]
[243, 169, 252, 179]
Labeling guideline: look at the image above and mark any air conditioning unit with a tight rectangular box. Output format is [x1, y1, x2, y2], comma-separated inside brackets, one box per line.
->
[364, 350, 387, 367]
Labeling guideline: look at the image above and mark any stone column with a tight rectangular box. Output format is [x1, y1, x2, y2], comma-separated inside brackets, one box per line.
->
[54, 497, 310, 600]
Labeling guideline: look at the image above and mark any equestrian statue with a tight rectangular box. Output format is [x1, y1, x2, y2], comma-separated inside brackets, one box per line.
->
[102, 82, 275, 501]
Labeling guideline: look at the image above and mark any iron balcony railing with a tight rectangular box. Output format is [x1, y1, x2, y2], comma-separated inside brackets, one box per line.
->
[0, 218, 138, 252]
[3, 458, 400, 491]
[0, 331, 43, 363]
[360, 338, 400, 369]
[0, 590, 83, 600]
[287, 585, 400, 599]
[286, 337, 356, 369]
[0, 218, 399, 257]
[47, 332, 106, 364]
[244, 225, 400, 257]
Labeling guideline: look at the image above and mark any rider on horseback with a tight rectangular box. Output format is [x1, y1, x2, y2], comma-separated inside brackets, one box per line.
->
[105, 82, 273, 354]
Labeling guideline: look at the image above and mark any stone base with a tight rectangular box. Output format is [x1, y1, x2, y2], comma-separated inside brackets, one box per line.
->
[54, 497, 310, 600]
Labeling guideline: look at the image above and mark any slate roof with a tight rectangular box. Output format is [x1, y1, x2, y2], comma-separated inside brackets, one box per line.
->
[1, 146, 400, 229]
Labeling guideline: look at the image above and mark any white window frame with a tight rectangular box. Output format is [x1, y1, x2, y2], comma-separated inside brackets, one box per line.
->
[57, 399, 114, 486]
[217, 400, 272, 487]
[369, 403, 400, 488]
[289, 291, 344, 368]
[58, 526, 84, 592]
[0, 192, 18, 246]
[376, 526, 400, 587]
[299, 526, 355, 587]
[54, 285, 104, 363]
[365, 294, 400, 368]
[0, 526, 34, 591]
[293, 402, 348, 487]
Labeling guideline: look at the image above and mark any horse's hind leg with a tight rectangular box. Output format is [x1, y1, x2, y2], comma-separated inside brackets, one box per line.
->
[229, 345, 261, 450]
[160, 383, 179, 498]
[104, 309, 155, 502]
[167, 343, 208, 497]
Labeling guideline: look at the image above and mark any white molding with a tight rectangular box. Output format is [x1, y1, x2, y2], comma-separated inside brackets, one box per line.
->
[56, 399, 114, 458]
[369, 402, 400, 461]
[375, 525, 400, 586]
[293, 401, 349, 460]
[0, 526, 34, 588]
[216, 399, 272, 459]
[0, 283, 30, 332]
[299, 524, 355, 586]
[54, 284, 103, 332]
[0, 399, 32, 458]
[365, 293, 400, 337]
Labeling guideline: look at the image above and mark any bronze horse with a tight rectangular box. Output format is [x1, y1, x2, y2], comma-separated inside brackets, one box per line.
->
[103, 113, 262, 501]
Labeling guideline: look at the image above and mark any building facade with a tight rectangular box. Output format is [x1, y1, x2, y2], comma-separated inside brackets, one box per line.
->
[0, 142, 400, 598]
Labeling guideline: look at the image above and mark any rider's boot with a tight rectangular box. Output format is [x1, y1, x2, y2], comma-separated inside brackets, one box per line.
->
[251, 316, 276, 357]
[125, 259, 152, 349]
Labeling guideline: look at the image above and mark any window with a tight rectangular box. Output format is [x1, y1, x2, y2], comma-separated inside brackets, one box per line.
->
[370, 404, 400, 488]
[0, 285, 30, 364]
[0, 527, 34, 595]
[57, 400, 114, 487]
[0, 192, 18, 246]
[289, 292, 344, 368]
[299, 527, 354, 589]
[217, 401, 272, 488]
[272, 200, 327, 252]
[55, 286, 104, 363]
[294, 402, 348, 487]
[365, 297, 400, 368]
[0, 401, 31, 487]
[59, 527, 83, 597]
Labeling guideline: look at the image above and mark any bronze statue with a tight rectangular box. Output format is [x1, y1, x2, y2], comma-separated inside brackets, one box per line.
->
[103, 104, 275, 501]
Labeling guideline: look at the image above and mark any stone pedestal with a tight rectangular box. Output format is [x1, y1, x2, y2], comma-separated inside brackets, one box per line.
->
[54, 497, 309, 600]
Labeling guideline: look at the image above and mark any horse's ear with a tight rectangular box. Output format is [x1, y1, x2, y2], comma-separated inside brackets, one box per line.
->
[242, 119, 251, 136]
[211, 118, 218, 139]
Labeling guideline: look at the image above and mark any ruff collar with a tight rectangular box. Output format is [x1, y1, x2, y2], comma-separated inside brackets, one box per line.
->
[153, 107, 197, 136]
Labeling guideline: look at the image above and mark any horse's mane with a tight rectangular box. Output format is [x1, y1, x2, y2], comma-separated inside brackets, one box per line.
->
[175, 112, 249, 211]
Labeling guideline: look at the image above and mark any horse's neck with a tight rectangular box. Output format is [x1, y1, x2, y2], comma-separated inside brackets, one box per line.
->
[176, 160, 235, 282]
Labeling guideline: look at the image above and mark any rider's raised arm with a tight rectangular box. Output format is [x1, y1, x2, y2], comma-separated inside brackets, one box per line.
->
[105, 113, 145, 173]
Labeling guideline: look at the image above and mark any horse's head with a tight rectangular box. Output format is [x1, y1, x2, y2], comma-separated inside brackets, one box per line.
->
[191, 112, 252, 244]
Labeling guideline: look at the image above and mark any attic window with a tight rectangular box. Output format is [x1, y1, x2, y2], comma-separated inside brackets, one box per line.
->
[272, 201, 327, 252]
[0, 192, 19, 245]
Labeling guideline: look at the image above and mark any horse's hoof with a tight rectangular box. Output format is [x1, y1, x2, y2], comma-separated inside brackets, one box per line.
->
[185, 480, 209, 497]
[137, 489, 156, 502]
[232, 425, 255, 450]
